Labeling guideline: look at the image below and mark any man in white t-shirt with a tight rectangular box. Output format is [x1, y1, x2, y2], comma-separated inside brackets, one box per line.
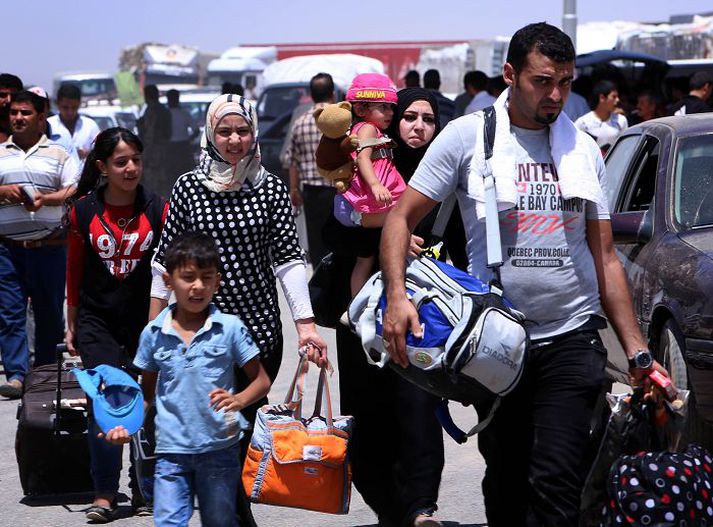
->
[380, 23, 669, 527]
[47, 83, 100, 170]
[574, 80, 628, 153]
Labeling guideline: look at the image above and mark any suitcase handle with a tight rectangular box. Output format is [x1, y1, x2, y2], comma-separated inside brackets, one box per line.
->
[54, 343, 67, 436]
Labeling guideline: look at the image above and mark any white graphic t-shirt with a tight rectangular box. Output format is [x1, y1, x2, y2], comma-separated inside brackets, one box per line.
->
[574, 111, 628, 150]
[410, 113, 610, 339]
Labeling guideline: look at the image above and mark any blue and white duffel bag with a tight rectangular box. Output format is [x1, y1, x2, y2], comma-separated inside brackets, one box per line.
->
[348, 255, 528, 429]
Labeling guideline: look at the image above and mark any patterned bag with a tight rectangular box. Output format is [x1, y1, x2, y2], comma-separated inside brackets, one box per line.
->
[602, 443, 713, 525]
[242, 356, 353, 514]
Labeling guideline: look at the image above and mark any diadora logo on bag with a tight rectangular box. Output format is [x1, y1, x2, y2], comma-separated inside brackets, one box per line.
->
[477, 342, 518, 370]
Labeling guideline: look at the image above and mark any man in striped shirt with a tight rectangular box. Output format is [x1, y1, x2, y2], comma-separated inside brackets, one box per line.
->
[287, 73, 336, 265]
[0, 90, 79, 398]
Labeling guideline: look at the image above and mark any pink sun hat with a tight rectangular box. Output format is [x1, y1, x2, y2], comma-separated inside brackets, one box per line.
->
[346, 73, 398, 104]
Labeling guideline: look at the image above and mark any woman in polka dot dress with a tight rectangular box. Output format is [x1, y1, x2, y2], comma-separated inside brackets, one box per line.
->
[148, 95, 328, 502]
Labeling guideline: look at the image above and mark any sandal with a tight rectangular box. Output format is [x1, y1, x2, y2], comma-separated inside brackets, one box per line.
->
[86, 501, 118, 523]
[413, 509, 443, 527]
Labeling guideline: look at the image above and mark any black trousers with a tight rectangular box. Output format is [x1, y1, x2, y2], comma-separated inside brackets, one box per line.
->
[337, 325, 444, 526]
[75, 307, 142, 370]
[302, 184, 336, 265]
[477, 329, 608, 527]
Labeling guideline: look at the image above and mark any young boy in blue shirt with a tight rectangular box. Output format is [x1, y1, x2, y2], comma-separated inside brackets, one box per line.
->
[106, 231, 270, 526]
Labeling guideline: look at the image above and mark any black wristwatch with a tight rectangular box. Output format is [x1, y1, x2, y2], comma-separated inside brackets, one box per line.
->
[628, 349, 654, 370]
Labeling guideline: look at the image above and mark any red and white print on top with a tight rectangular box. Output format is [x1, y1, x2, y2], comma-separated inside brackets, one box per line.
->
[66, 202, 168, 306]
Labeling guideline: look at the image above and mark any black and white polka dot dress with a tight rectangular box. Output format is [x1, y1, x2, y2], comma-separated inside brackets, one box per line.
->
[154, 171, 303, 356]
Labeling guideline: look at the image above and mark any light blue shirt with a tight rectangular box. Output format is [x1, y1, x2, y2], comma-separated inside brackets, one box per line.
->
[134, 304, 259, 454]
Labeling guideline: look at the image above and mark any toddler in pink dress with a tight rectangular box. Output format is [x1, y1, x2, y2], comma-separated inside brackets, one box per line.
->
[333, 73, 406, 298]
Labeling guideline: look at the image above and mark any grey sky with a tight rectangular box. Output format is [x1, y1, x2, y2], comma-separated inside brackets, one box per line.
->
[7, 0, 713, 92]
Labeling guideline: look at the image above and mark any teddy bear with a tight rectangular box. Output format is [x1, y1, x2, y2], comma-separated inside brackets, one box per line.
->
[313, 101, 359, 193]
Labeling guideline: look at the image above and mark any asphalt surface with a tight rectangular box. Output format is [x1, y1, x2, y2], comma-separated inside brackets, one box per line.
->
[0, 288, 489, 527]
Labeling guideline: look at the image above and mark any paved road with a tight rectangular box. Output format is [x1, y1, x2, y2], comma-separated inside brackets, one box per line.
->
[0, 289, 489, 526]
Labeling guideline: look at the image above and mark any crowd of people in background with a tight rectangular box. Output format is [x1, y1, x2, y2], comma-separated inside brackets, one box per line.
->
[0, 20, 711, 525]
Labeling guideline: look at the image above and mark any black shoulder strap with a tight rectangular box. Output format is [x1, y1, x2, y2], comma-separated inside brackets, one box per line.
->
[483, 105, 496, 161]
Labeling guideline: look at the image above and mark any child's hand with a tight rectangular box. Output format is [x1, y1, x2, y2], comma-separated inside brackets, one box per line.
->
[370, 183, 392, 205]
[209, 388, 243, 412]
[98, 425, 132, 445]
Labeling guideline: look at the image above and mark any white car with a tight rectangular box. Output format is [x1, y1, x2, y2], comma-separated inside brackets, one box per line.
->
[158, 87, 221, 126]
[80, 105, 139, 133]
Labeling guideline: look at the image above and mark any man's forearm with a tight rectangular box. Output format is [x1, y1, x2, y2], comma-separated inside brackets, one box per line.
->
[289, 163, 300, 191]
[42, 186, 75, 206]
[598, 256, 648, 358]
[380, 208, 411, 298]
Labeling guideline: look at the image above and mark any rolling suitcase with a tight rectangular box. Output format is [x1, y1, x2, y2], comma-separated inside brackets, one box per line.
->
[15, 344, 94, 496]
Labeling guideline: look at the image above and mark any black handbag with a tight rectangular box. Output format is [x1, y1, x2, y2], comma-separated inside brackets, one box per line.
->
[308, 252, 342, 328]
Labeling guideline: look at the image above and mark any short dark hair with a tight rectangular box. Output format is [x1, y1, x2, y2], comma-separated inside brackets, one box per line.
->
[506, 22, 576, 73]
[464, 70, 489, 91]
[167, 89, 180, 106]
[638, 89, 662, 103]
[57, 83, 82, 101]
[488, 76, 508, 96]
[310, 73, 334, 103]
[143, 84, 159, 102]
[404, 70, 420, 87]
[221, 82, 245, 96]
[690, 71, 713, 90]
[423, 69, 441, 90]
[0, 73, 23, 91]
[11, 90, 45, 113]
[165, 231, 220, 274]
[591, 80, 617, 108]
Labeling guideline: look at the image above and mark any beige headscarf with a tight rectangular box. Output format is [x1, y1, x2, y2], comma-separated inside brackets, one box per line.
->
[195, 94, 266, 193]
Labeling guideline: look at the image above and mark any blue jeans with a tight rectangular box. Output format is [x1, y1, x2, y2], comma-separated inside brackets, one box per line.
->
[154, 443, 241, 527]
[87, 414, 141, 499]
[0, 244, 65, 381]
[87, 416, 123, 496]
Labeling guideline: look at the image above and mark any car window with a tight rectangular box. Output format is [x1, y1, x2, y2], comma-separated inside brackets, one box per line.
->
[262, 114, 292, 140]
[180, 102, 210, 125]
[673, 135, 713, 228]
[620, 137, 659, 212]
[257, 86, 309, 120]
[115, 112, 137, 132]
[89, 115, 114, 131]
[62, 79, 116, 98]
[604, 134, 641, 209]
